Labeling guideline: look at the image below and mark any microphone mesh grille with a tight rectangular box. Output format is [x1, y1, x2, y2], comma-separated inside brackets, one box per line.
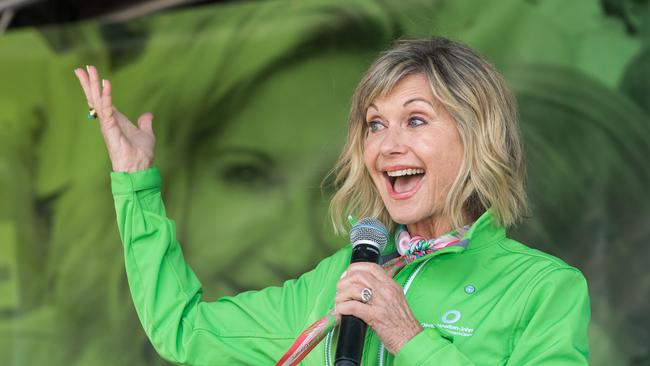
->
[349, 217, 388, 251]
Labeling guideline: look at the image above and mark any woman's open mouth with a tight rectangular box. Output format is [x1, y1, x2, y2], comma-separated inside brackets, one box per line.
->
[383, 167, 426, 200]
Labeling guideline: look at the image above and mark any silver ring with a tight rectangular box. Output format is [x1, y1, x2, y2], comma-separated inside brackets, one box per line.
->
[360, 287, 373, 303]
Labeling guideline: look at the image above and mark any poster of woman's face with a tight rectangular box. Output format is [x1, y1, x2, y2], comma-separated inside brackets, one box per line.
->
[1, 0, 649, 365]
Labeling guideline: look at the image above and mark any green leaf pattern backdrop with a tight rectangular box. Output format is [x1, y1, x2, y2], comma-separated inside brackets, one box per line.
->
[1, 0, 649, 365]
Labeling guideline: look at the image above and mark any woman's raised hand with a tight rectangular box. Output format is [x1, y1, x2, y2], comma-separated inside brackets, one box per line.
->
[74, 65, 155, 173]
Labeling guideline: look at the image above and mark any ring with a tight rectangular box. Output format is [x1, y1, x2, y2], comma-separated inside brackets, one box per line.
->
[87, 108, 98, 120]
[360, 287, 373, 303]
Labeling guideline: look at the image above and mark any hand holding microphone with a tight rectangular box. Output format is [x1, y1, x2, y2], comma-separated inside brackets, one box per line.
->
[334, 218, 387, 366]
[335, 218, 423, 364]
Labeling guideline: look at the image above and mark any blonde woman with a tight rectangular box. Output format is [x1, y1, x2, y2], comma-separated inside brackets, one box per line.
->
[74, 37, 590, 365]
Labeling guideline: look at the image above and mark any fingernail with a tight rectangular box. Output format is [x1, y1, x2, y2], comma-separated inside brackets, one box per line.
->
[102, 79, 106, 88]
[86, 65, 89, 72]
[340, 271, 347, 279]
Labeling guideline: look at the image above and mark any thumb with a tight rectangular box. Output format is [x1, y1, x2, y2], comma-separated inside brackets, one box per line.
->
[137, 112, 154, 134]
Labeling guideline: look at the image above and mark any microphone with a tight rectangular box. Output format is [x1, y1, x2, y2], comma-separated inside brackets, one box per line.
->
[335, 218, 388, 366]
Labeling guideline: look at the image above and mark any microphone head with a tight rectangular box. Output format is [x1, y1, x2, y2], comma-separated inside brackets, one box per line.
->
[349, 217, 388, 251]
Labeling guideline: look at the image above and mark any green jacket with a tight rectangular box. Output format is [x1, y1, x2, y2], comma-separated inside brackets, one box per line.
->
[111, 168, 590, 365]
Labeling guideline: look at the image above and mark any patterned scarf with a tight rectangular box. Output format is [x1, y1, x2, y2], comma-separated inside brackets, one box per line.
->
[275, 223, 471, 366]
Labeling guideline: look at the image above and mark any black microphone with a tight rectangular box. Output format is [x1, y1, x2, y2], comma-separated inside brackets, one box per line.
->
[335, 218, 388, 366]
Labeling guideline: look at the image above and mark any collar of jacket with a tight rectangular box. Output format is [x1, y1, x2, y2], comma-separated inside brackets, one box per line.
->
[380, 209, 506, 266]
[462, 208, 507, 252]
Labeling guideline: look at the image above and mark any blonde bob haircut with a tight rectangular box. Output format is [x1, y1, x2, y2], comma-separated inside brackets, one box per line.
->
[328, 37, 528, 234]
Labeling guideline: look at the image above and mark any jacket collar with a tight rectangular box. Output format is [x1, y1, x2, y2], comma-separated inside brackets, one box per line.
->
[462, 208, 506, 252]
[379, 209, 505, 265]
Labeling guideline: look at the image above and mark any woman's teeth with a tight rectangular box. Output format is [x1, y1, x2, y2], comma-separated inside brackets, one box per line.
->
[386, 168, 425, 177]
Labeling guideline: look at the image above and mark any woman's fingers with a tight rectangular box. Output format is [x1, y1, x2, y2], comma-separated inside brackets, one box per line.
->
[100, 80, 148, 135]
[78, 69, 124, 152]
[137, 112, 154, 135]
[87, 65, 103, 111]
[335, 266, 384, 307]
[100, 79, 117, 126]
[335, 281, 373, 304]
[99, 79, 138, 137]
[74, 68, 93, 107]
[95, 78, 128, 149]
[336, 300, 371, 323]
[345, 263, 386, 286]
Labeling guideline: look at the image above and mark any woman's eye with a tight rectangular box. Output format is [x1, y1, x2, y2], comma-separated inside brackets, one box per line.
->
[408, 117, 427, 127]
[208, 148, 280, 190]
[367, 120, 384, 133]
[220, 162, 277, 188]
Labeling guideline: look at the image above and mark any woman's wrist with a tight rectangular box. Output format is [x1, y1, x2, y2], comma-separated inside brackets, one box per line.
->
[112, 160, 153, 173]
[389, 319, 423, 354]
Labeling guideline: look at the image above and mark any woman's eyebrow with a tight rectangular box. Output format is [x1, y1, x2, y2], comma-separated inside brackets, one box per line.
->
[211, 147, 275, 165]
[367, 98, 434, 114]
[403, 98, 434, 108]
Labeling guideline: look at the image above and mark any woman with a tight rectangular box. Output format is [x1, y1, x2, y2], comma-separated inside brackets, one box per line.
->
[74, 37, 590, 365]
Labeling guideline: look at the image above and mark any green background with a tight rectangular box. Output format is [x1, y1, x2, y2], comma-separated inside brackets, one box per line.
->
[1, 0, 649, 364]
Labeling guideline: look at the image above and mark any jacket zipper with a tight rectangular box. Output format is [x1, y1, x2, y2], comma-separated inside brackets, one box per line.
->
[325, 329, 334, 366]
[378, 257, 433, 366]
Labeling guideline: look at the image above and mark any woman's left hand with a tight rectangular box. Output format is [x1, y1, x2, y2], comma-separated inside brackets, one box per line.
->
[335, 262, 423, 355]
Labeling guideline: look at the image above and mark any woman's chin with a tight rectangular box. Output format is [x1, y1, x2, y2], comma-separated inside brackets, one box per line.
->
[386, 209, 425, 226]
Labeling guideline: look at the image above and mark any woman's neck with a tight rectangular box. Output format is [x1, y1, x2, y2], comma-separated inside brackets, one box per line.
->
[405, 217, 453, 239]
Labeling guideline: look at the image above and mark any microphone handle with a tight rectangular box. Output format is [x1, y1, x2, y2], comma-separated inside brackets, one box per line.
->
[335, 243, 380, 366]
[335, 315, 367, 366]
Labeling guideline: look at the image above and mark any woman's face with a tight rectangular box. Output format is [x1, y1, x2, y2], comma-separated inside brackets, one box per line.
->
[363, 73, 464, 236]
[183, 51, 372, 297]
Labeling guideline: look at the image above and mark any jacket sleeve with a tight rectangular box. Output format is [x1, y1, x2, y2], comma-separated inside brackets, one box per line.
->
[393, 327, 475, 365]
[111, 167, 344, 365]
[393, 267, 590, 365]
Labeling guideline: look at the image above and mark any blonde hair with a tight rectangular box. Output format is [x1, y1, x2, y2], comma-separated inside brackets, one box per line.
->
[327, 37, 528, 234]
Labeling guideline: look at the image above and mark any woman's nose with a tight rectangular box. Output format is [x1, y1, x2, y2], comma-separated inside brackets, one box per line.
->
[379, 127, 408, 156]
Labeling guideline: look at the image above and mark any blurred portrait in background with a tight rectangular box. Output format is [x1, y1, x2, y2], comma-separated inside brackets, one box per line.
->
[1, 0, 649, 365]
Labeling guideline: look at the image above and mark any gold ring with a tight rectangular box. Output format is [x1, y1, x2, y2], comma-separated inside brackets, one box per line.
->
[87, 108, 98, 120]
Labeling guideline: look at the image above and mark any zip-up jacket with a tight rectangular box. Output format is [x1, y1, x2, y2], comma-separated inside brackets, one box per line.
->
[111, 167, 590, 365]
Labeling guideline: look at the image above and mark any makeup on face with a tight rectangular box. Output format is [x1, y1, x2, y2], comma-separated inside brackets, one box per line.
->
[363, 73, 464, 237]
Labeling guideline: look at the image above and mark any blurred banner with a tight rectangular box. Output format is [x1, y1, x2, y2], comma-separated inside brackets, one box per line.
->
[1, 0, 649, 365]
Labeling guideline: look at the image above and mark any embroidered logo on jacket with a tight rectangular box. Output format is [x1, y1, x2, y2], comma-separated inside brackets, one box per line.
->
[436, 309, 475, 337]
